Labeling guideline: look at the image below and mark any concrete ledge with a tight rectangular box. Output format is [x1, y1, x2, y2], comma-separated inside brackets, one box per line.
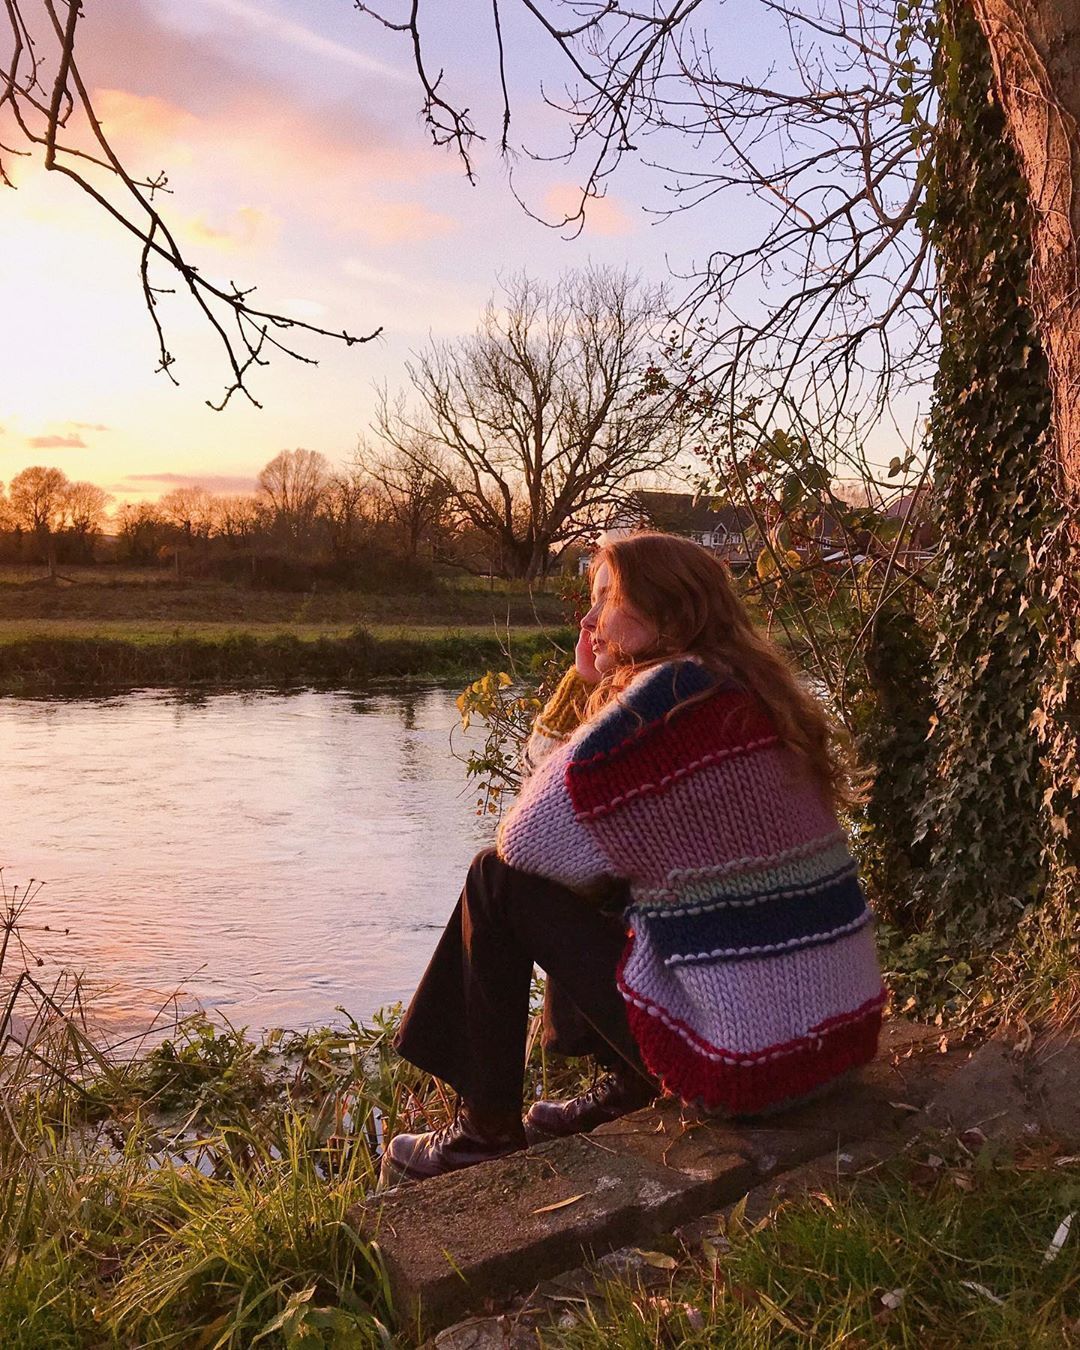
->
[353, 1133, 743, 1335]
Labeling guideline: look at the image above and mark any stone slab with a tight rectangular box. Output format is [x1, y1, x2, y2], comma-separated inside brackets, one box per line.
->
[352, 1133, 705, 1337]
[1029, 1033, 1080, 1147]
[592, 1028, 962, 1183]
[920, 1029, 1080, 1148]
[922, 1039, 1037, 1141]
[590, 1098, 757, 1205]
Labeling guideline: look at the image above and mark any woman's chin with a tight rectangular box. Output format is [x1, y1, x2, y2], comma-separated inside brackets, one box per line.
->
[593, 653, 630, 678]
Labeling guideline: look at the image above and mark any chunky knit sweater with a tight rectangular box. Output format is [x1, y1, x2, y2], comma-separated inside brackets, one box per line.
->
[498, 659, 884, 1115]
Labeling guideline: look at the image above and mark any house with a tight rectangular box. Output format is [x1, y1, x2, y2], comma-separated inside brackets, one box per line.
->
[577, 490, 757, 573]
[574, 484, 938, 578]
[884, 487, 938, 561]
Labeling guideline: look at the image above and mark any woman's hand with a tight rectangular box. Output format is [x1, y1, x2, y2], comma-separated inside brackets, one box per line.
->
[574, 626, 602, 684]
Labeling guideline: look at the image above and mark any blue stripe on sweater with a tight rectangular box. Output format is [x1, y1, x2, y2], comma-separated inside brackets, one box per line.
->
[572, 660, 732, 762]
[635, 871, 871, 965]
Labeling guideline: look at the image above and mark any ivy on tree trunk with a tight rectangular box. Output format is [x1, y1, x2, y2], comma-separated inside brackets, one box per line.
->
[966, 0, 1080, 885]
[915, 0, 1063, 941]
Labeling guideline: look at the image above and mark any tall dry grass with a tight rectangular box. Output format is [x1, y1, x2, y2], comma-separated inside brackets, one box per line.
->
[0, 873, 597, 1347]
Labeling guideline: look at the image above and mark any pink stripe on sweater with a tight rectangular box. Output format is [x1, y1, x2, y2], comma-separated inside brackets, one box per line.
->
[584, 744, 837, 887]
[497, 742, 613, 889]
[572, 735, 781, 821]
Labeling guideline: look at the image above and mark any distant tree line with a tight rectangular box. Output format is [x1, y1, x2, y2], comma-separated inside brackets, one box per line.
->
[0, 449, 468, 589]
[0, 268, 686, 588]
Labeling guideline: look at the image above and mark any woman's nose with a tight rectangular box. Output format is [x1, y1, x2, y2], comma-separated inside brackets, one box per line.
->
[581, 604, 599, 631]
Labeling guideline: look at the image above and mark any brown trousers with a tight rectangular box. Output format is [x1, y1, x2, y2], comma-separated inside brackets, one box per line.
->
[393, 848, 647, 1111]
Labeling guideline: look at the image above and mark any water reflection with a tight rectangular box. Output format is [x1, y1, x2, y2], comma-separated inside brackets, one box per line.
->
[0, 687, 491, 1036]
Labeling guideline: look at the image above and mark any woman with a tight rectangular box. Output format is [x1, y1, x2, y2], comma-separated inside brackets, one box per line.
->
[381, 532, 884, 1186]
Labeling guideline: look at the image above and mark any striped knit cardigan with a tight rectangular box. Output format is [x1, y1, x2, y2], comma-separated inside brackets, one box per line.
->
[498, 659, 885, 1116]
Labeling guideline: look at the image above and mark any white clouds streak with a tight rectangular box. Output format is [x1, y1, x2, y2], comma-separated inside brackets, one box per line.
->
[192, 0, 409, 83]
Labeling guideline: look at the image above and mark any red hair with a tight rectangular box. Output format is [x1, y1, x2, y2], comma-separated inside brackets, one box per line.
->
[586, 532, 855, 812]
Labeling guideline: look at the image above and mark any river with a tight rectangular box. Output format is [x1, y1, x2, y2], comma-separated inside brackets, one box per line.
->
[0, 687, 494, 1039]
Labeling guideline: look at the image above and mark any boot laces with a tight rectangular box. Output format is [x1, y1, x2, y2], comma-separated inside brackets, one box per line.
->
[580, 1072, 619, 1109]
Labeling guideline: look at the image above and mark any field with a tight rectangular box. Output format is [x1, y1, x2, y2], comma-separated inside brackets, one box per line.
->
[0, 566, 576, 693]
[0, 620, 545, 643]
[0, 565, 569, 627]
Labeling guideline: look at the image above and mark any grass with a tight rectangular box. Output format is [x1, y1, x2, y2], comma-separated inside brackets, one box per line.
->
[0, 620, 529, 642]
[0, 877, 598, 1348]
[553, 1140, 1080, 1347]
[0, 624, 577, 695]
[0, 566, 577, 693]
[0, 566, 568, 628]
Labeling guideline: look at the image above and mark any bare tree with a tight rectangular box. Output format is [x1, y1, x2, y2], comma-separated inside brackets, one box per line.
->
[8, 464, 67, 533]
[157, 485, 216, 544]
[2, 1, 380, 406]
[355, 440, 452, 561]
[214, 494, 262, 547]
[377, 267, 681, 580]
[322, 467, 375, 562]
[354, 1, 701, 195]
[8, 464, 68, 571]
[60, 479, 110, 558]
[257, 449, 331, 555]
[355, 1, 937, 439]
[113, 500, 170, 564]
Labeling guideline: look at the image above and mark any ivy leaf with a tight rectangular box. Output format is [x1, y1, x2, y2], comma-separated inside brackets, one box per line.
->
[756, 548, 778, 581]
[781, 472, 803, 511]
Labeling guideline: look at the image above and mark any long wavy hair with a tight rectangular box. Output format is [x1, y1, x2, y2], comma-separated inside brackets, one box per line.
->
[585, 532, 856, 812]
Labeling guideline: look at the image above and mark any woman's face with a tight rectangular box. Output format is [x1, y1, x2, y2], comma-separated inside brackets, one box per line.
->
[581, 560, 656, 675]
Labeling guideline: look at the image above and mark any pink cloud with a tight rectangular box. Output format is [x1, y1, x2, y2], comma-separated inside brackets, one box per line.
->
[545, 184, 635, 236]
[90, 83, 457, 244]
[85, 2, 448, 194]
[352, 201, 457, 245]
[120, 472, 258, 493]
[185, 206, 280, 252]
[95, 87, 199, 153]
[28, 433, 87, 449]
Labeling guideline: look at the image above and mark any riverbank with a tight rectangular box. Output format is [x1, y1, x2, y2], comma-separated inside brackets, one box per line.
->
[4, 974, 1077, 1348]
[0, 624, 575, 695]
[0, 943, 594, 1348]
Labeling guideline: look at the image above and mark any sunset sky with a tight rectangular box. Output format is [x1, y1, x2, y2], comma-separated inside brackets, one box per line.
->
[1, 0, 921, 505]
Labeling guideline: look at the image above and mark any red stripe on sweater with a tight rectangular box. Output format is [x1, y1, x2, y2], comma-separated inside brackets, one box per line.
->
[568, 690, 776, 817]
[619, 963, 885, 1064]
[625, 996, 883, 1115]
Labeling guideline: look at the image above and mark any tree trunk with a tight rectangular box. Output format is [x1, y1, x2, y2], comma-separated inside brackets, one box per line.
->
[523, 543, 551, 584]
[501, 536, 535, 581]
[970, 0, 1080, 503]
[970, 0, 1080, 864]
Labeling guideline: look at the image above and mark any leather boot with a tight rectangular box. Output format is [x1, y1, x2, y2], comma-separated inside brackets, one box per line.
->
[524, 1064, 658, 1145]
[379, 1100, 527, 1187]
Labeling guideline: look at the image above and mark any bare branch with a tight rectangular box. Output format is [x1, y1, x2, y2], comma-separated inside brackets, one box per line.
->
[3, 0, 382, 407]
